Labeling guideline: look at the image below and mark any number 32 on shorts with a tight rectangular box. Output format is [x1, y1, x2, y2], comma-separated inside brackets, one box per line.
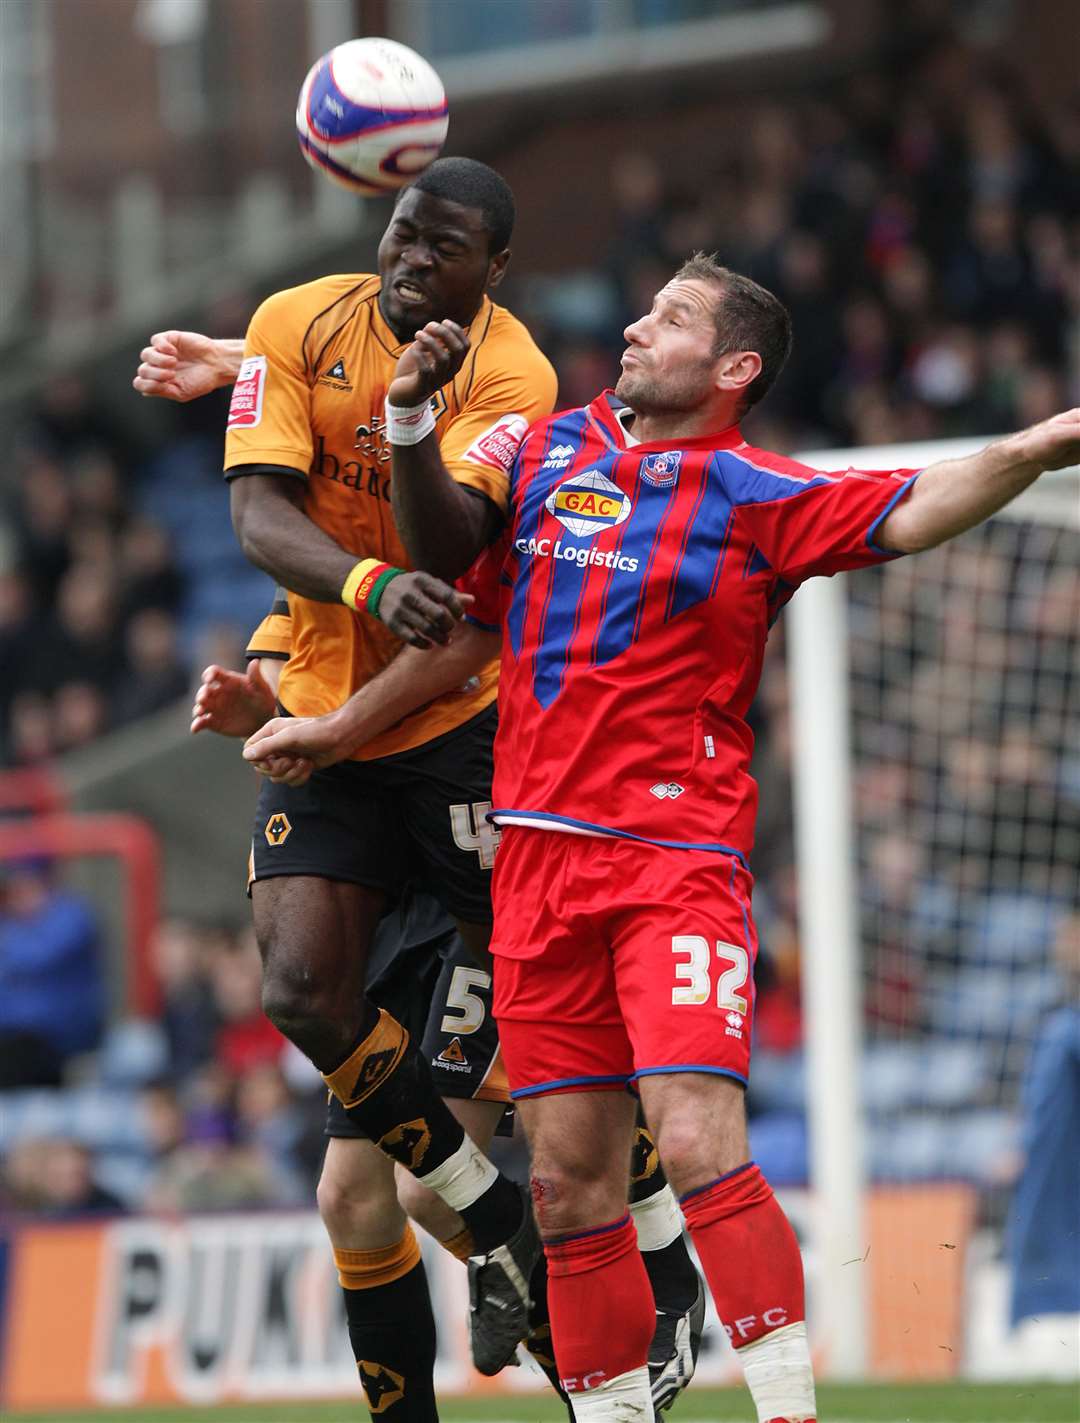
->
[671, 936, 749, 1012]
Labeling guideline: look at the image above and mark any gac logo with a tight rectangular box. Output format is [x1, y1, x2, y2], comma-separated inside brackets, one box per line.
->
[264, 812, 292, 846]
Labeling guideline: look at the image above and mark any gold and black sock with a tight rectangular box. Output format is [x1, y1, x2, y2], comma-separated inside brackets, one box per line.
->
[335, 1232, 437, 1423]
[324, 1010, 523, 1253]
[630, 1117, 700, 1310]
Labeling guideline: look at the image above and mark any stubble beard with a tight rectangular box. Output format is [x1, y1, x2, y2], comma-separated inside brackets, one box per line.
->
[615, 363, 711, 417]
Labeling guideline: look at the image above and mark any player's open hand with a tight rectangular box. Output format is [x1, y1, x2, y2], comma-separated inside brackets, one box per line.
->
[133, 330, 227, 403]
[242, 715, 344, 785]
[388, 320, 470, 407]
[191, 662, 276, 738]
[377, 571, 473, 649]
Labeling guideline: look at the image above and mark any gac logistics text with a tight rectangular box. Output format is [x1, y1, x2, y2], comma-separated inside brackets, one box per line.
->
[514, 536, 640, 572]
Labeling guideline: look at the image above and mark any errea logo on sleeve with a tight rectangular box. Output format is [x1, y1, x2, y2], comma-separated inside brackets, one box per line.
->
[227, 355, 267, 429]
[463, 414, 528, 473]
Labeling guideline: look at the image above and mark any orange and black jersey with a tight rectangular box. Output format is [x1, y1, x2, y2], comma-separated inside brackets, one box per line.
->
[224, 273, 556, 759]
[247, 586, 291, 663]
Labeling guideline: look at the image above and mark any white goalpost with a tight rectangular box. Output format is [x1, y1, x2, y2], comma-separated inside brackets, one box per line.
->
[787, 437, 1079, 1378]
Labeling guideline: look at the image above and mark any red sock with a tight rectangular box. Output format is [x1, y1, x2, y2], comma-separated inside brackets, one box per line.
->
[544, 1214, 655, 1393]
[680, 1162, 805, 1349]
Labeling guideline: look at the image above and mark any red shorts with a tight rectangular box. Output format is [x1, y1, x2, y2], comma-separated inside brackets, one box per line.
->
[490, 827, 758, 1099]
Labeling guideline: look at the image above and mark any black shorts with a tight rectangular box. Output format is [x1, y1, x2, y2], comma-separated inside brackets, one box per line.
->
[326, 912, 508, 1140]
[250, 705, 498, 925]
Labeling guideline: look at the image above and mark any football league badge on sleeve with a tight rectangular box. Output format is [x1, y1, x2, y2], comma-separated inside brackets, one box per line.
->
[639, 450, 681, 488]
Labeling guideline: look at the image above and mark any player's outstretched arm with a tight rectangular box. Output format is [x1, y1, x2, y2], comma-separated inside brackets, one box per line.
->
[133, 331, 244, 402]
[242, 618, 500, 784]
[387, 320, 502, 581]
[190, 658, 279, 737]
[879, 408, 1080, 553]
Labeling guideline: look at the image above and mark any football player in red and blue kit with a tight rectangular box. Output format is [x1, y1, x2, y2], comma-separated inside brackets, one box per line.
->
[247, 252, 1080, 1423]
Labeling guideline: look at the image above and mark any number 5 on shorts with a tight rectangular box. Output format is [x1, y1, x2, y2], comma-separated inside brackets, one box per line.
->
[671, 936, 749, 1013]
[440, 965, 491, 1035]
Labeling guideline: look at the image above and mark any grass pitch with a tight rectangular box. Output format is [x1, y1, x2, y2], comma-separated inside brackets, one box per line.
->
[17, 1382, 1080, 1423]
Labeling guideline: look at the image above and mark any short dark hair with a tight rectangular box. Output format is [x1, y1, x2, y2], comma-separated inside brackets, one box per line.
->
[674, 252, 793, 411]
[401, 157, 516, 253]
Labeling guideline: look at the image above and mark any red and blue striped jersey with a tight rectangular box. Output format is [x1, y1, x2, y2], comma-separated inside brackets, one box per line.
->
[463, 391, 919, 860]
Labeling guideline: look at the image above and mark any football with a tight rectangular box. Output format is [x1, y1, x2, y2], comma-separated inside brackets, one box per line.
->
[295, 37, 449, 195]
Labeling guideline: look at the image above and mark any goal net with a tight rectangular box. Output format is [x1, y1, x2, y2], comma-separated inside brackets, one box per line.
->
[787, 438, 1079, 1378]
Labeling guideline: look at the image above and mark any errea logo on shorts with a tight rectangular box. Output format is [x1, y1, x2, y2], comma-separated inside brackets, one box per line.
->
[545, 469, 631, 537]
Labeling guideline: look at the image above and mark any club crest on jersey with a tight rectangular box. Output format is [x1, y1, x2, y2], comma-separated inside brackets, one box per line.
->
[546, 469, 632, 538]
[639, 450, 682, 488]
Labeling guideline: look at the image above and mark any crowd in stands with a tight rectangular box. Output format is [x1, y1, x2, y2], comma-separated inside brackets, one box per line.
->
[1, 377, 198, 765]
[520, 43, 1076, 462]
[1, 35, 1077, 1222]
[0, 908, 331, 1216]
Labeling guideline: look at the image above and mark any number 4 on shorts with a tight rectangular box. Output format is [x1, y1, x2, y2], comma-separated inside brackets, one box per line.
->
[671, 937, 749, 1012]
[449, 800, 501, 869]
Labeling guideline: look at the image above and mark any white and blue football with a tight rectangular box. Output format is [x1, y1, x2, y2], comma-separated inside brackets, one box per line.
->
[296, 37, 448, 195]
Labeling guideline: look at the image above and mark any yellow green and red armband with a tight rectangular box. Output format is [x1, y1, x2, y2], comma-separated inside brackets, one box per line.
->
[341, 559, 405, 620]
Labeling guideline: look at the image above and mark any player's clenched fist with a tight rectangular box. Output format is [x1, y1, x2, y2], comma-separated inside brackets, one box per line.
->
[378, 570, 473, 649]
[388, 320, 470, 407]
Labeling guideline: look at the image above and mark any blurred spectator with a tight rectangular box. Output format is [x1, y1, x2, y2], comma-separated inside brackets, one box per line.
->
[151, 918, 222, 1078]
[235, 1061, 314, 1199]
[7, 691, 54, 766]
[141, 1083, 188, 1163]
[185, 1062, 237, 1149]
[112, 609, 191, 725]
[1007, 912, 1080, 1324]
[54, 681, 109, 752]
[31, 563, 126, 697]
[11, 455, 74, 609]
[117, 517, 184, 620]
[0, 858, 104, 1087]
[2, 1138, 124, 1217]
